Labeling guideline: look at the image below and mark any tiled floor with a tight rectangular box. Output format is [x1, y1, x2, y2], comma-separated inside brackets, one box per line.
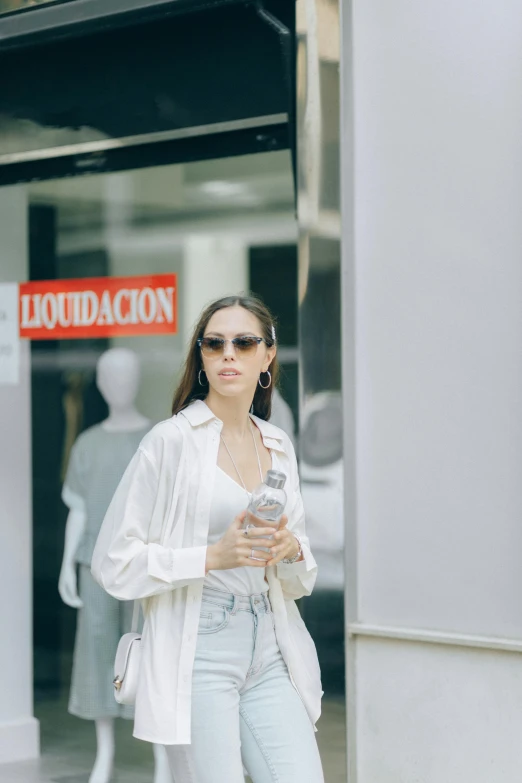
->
[0, 696, 346, 783]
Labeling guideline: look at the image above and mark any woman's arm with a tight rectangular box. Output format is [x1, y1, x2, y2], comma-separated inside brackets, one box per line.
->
[91, 440, 206, 601]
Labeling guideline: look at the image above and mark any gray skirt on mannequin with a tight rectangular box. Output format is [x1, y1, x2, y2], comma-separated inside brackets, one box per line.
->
[69, 565, 135, 721]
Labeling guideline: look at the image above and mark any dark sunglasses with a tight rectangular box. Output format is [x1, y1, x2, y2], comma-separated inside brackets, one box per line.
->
[197, 336, 268, 357]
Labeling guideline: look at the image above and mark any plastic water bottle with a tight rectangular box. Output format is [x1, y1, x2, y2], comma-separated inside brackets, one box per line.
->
[245, 470, 287, 553]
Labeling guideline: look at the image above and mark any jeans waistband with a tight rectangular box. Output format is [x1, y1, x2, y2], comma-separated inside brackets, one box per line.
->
[202, 585, 271, 613]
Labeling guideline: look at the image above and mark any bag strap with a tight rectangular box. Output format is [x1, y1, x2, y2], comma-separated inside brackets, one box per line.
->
[131, 600, 141, 633]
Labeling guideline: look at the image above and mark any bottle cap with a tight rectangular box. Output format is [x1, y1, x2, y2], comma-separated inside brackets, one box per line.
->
[265, 470, 287, 489]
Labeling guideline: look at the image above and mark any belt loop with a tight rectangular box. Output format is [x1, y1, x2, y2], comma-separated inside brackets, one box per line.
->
[231, 593, 237, 615]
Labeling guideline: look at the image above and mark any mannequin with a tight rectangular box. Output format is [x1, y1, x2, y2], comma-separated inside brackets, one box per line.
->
[58, 348, 172, 783]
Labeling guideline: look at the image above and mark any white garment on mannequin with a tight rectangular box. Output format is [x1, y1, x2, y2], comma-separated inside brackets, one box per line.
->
[59, 348, 151, 607]
[58, 348, 171, 783]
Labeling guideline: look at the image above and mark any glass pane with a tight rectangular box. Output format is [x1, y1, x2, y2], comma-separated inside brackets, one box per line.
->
[0, 144, 346, 780]
[1, 149, 347, 778]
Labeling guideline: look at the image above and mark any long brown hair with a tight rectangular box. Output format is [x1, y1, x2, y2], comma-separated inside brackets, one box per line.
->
[171, 295, 279, 421]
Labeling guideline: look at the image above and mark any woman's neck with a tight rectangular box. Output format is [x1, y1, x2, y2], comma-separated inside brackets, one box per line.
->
[204, 391, 252, 440]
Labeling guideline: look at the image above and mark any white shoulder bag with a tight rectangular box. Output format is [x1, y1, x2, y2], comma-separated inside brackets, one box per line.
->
[113, 601, 141, 705]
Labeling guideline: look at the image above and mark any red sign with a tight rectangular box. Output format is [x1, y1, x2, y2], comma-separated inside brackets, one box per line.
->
[19, 274, 177, 340]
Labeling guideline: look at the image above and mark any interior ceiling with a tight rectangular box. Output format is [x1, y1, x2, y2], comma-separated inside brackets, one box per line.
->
[28, 150, 295, 231]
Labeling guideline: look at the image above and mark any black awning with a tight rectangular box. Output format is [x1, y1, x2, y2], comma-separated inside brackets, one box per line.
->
[0, 0, 250, 50]
[0, 0, 295, 184]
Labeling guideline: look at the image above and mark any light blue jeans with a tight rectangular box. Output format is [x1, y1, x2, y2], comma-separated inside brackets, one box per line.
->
[164, 586, 324, 783]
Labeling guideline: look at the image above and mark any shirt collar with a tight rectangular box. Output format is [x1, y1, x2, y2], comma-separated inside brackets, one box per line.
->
[181, 399, 286, 454]
[180, 399, 216, 427]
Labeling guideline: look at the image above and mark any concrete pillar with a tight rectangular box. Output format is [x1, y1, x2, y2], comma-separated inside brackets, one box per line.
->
[0, 186, 39, 764]
[342, 0, 522, 779]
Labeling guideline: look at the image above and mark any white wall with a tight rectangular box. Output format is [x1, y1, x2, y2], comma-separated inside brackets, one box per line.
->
[343, 0, 522, 779]
[0, 187, 39, 763]
[357, 639, 522, 783]
[182, 235, 248, 339]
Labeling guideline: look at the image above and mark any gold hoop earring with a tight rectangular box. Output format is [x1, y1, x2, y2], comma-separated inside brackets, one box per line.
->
[258, 371, 271, 389]
[198, 370, 207, 386]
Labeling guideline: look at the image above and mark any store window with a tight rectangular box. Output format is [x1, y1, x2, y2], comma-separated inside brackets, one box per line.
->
[0, 149, 345, 782]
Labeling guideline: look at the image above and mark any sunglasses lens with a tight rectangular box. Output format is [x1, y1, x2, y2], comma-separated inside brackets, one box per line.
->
[233, 337, 259, 355]
[199, 337, 261, 357]
[200, 338, 224, 356]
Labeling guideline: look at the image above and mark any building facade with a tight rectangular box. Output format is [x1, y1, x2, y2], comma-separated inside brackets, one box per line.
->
[1, 0, 522, 781]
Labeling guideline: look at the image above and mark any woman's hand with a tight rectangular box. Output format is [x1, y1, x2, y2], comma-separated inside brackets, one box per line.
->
[205, 511, 279, 572]
[265, 515, 301, 567]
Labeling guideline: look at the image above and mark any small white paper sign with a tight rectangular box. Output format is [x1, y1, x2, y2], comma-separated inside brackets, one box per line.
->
[0, 283, 20, 385]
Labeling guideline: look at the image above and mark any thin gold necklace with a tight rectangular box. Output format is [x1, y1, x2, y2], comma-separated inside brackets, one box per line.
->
[220, 420, 263, 493]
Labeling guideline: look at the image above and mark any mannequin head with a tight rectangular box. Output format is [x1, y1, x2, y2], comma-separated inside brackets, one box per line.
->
[96, 348, 141, 410]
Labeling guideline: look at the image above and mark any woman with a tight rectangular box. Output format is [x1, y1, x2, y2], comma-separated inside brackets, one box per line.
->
[91, 295, 324, 783]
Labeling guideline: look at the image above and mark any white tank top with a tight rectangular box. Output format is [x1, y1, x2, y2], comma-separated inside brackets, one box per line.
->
[204, 467, 269, 595]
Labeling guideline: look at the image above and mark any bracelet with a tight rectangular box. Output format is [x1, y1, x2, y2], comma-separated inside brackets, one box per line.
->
[282, 533, 302, 564]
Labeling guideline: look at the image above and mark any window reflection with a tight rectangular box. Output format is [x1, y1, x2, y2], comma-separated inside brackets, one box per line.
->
[0, 0, 67, 13]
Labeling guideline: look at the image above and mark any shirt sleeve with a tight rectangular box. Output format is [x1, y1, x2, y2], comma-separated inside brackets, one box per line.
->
[91, 440, 206, 601]
[62, 438, 87, 514]
[276, 439, 318, 600]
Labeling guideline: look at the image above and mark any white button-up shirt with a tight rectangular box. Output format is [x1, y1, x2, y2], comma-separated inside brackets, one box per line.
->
[91, 400, 319, 745]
